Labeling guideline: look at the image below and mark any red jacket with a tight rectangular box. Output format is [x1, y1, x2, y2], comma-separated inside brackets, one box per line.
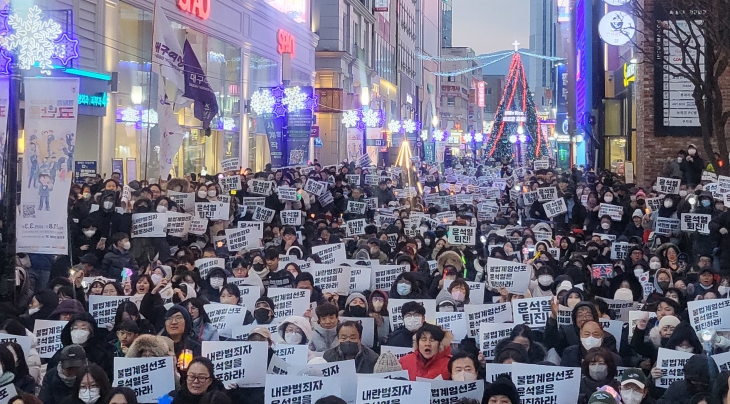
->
[399, 345, 452, 381]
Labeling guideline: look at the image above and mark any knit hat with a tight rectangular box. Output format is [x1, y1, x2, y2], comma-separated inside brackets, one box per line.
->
[658, 315, 680, 329]
[636, 190, 646, 199]
[613, 288, 634, 302]
[632, 209, 643, 219]
[556, 280, 572, 296]
[50, 299, 85, 318]
[373, 351, 403, 373]
[484, 375, 520, 404]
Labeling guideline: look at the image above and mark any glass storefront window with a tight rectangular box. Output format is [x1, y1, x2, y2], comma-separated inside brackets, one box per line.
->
[116, 2, 241, 180]
[607, 137, 627, 171]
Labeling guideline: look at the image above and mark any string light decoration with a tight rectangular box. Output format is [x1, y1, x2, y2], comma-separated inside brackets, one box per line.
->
[362, 109, 383, 128]
[388, 120, 402, 134]
[342, 108, 383, 128]
[53, 33, 79, 66]
[250, 88, 276, 115]
[484, 52, 549, 160]
[250, 85, 317, 117]
[283, 86, 308, 111]
[0, 6, 62, 73]
[402, 119, 417, 134]
[474, 133, 484, 142]
[433, 130, 447, 142]
[342, 110, 360, 128]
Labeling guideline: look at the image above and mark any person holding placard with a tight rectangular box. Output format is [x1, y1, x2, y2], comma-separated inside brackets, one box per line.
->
[656, 354, 714, 404]
[48, 313, 114, 380]
[0, 344, 34, 394]
[399, 323, 453, 381]
[322, 320, 379, 373]
[492, 324, 547, 364]
[164, 357, 225, 404]
[39, 345, 88, 404]
[276, 316, 315, 360]
[386, 301, 426, 348]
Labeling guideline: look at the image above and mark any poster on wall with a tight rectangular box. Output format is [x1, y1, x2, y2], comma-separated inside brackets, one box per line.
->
[17, 77, 80, 255]
[374, 0, 388, 12]
[347, 128, 363, 163]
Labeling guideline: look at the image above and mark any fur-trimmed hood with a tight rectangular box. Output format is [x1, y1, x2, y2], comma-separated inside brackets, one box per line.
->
[126, 334, 175, 358]
[437, 250, 463, 273]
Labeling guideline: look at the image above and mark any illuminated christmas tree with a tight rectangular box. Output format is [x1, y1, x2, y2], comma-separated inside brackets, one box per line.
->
[485, 51, 549, 161]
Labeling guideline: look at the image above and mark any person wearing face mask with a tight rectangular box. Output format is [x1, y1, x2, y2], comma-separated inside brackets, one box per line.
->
[619, 368, 655, 404]
[399, 323, 453, 381]
[529, 266, 556, 297]
[200, 267, 227, 303]
[578, 347, 620, 404]
[39, 345, 88, 404]
[277, 316, 316, 360]
[386, 302, 426, 348]
[367, 290, 390, 345]
[62, 364, 112, 404]
[446, 279, 470, 309]
[252, 297, 276, 326]
[323, 321, 379, 373]
[646, 195, 680, 245]
[73, 219, 103, 266]
[656, 354, 714, 404]
[561, 321, 622, 367]
[680, 144, 705, 187]
[435, 289, 458, 313]
[545, 299, 619, 357]
[390, 272, 428, 300]
[447, 352, 480, 382]
[689, 192, 718, 264]
[100, 232, 137, 282]
[624, 209, 647, 240]
[47, 314, 111, 376]
[87, 190, 124, 253]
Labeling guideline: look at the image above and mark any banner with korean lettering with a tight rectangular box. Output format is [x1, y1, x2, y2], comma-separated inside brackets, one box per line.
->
[688, 298, 730, 332]
[435, 311, 468, 341]
[17, 77, 80, 254]
[510, 363, 580, 404]
[370, 264, 408, 291]
[265, 375, 340, 404]
[356, 377, 431, 404]
[680, 213, 711, 234]
[0, 384, 16, 404]
[312, 243, 347, 265]
[465, 303, 512, 338]
[486, 258, 531, 294]
[202, 341, 268, 387]
[419, 378, 483, 404]
[655, 217, 680, 236]
[268, 288, 310, 318]
[33, 319, 67, 358]
[479, 322, 514, 359]
[89, 296, 130, 328]
[447, 226, 476, 245]
[656, 177, 680, 194]
[203, 303, 248, 335]
[655, 348, 694, 388]
[289, 360, 358, 403]
[113, 357, 175, 403]
[512, 296, 552, 328]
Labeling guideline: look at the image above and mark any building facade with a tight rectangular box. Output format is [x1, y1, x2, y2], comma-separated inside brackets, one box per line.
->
[528, 0, 557, 113]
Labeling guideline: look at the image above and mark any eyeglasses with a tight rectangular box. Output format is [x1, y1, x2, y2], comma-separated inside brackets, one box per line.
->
[187, 374, 210, 382]
[166, 314, 185, 323]
[80, 385, 99, 392]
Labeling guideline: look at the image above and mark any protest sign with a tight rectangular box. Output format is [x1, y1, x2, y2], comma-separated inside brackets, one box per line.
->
[422, 379, 484, 404]
[204, 303, 249, 335]
[485, 363, 513, 383]
[220, 157, 240, 172]
[290, 360, 357, 403]
[681, 213, 711, 234]
[268, 288, 310, 318]
[195, 258, 226, 279]
[252, 206, 276, 223]
[523, 190, 539, 205]
[591, 264, 614, 279]
[511, 363, 581, 404]
[599, 203, 624, 221]
[435, 311, 468, 341]
[278, 186, 298, 201]
[304, 179, 328, 196]
[349, 266, 372, 293]
[600, 319, 626, 351]
[249, 179, 273, 195]
[478, 322, 514, 360]
[233, 284, 261, 311]
[164, 212, 191, 237]
[272, 345, 310, 366]
[167, 191, 196, 212]
[189, 218, 208, 235]
[280, 210, 302, 226]
[195, 202, 228, 221]
[713, 351, 730, 372]
[447, 226, 475, 245]
[202, 341, 268, 387]
[646, 197, 662, 212]
[465, 303, 512, 338]
[537, 187, 557, 201]
[380, 345, 412, 361]
[370, 265, 408, 291]
[346, 174, 361, 186]
[239, 197, 266, 212]
[131, 213, 166, 238]
[558, 305, 573, 326]
[628, 311, 657, 340]
[0, 384, 16, 404]
[0, 333, 31, 359]
[611, 242, 632, 260]
[512, 296, 552, 328]
[656, 177, 681, 194]
[346, 219, 367, 236]
[346, 200, 367, 215]
[602, 299, 638, 321]
[358, 371, 410, 380]
[218, 195, 231, 206]
[389, 299, 437, 330]
[702, 170, 718, 182]
[237, 221, 264, 242]
[655, 217, 680, 236]
[655, 348, 694, 388]
[306, 264, 351, 294]
[534, 159, 550, 169]
[543, 198, 568, 218]
[486, 258, 531, 294]
[356, 377, 430, 404]
[33, 319, 67, 358]
[89, 296, 130, 328]
[688, 298, 730, 332]
[220, 175, 243, 192]
[113, 357, 174, 403]
[311, 243, 347, 265]
[265, 375, 339, 404]
[267, 354, 291, 375]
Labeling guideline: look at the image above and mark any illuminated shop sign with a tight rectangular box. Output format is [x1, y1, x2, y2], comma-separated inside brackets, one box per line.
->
[277, 29, 296, 58]
[177, 0, 210, 20]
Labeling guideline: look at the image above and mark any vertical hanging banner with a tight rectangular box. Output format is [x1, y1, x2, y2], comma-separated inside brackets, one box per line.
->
[265, 115, 286, 168]
[183, 39, 219, 130]
[286, 87, 313, 166]
[17, 78, 79, 254]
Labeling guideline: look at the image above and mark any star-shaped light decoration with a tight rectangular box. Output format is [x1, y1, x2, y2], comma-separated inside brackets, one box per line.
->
[402, 119, 417, 134]
[0, 6, 62, 73]
[388, 120, 402, 134]
[283, 86, 308, 111]
[305, 93, 318, 111]
[250, 88, 276, 115]
[342, 110, 359, 128]
[53, 33, 79, 66]
[272, 102, 288, 118]
[362, 109, 382, 128]
[270, 85, 285, 100]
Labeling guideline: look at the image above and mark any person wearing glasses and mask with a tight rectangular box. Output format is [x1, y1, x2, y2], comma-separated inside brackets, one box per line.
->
[165, 357, 224, 404]
[62, 364, 112, 404]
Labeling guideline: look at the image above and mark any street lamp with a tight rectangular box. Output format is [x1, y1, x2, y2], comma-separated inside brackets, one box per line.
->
[432, 115, 439, 128]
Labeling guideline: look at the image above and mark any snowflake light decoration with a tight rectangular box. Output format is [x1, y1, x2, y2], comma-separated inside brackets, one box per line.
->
[119, 107, 140, 125]
[362, 109, 382, 128]
[140, 109, 158, 127]
[1, 6, 62, 73]
[250, 89, 276, 115]
[402, 119, 417, 134]
[463, 133, 473, 143]
[474, 133, 484, 142]
[283, 86, 308, 111]
[433, 130, 447, 142]
[388, 120, 402, 133]
[342, 110, 359, 128]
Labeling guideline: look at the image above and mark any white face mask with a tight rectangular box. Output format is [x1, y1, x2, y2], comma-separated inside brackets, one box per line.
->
[103, 201, 114, 210]
[210, 277, 224, 289]
[649, 261, 661, 270]
[28, 307, 40, 315]
[567, 298, 581, 308]
[538, 275, 553, 286]
[621, 389, 643, 404]
[198, 190, 208, 198]
[83, 229, 96, 238]
[71, 329, 90, 345]
[675, 346, 694, 353]
[208, 190, 217, 197]
[664, 200, 673, 208]
[677, 157, 683, 163]
[404, 316, 423, 332]
[150, 274, 163, 285]
[424, 239, 431, 246]
[601, 222, 611, 230]
[604, 196, 613, 203]
[452, 371, 477, 382]
[634, 269, 645, 277]
[83, 192, 92, 200]
[79, 388, 101, 404]
[679, 190, 688, 197]
[285, 331, 303, 345]
[122, 241, 131, 250]
[581, 336, 602, 350]
[156, 205, 167, 213]
[689, 148, 696, 155]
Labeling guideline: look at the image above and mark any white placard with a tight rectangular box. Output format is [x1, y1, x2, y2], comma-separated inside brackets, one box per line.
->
[511, 363, 581, 404]
[422, 379, 484, 404]
[221, 157, 240, 172]
[281, 210, 302, 226]
[220, 175, 243, 192]
[478, 322, 514, 360]
[189, 218, 208, 235]
[447, 226, 476, 245]
[304, 179, 328, 196]
[167, 191, 196, 212]
[537, 187, 558, 202]
[33, 319, 67, 358]
[252, 206, 276, 223]
[680, 213, 711, 234]
[265, 374, 339, 404]
[202, 341, 268, 387]
[599, 203, 624, 221]
[512, 296, 552, 328]
[435, 311, 468, 341]
[687, 298, 730, 332]
[349, 266, 372, 293]
[306, 264, 351, 294]
[486, 258, 531, 294]
[272, 345, 309, 367]
[544, 199, 568, 218]
[347, 200, 367, 215]
[465, 302, 513, 338]
[0, 384, 16, 404]
[655, 217, 680, 236]
[346, 219, 367, 236]
[356, 377, 430, 404]
[370, 265, 408, 291]
[655, 348, 694, 388]
[195, 257, 226, 280]
[204, 303, 248, 332]
[656, 177, 681, 194]
[113, 357, 175, 403]
[379, 345, 412, 361]
[131, 213, 167, 238]
[599, 319, 626, 351]
[249, 179, 273, 195]
[196, 201, 228, 221]
[165, 212, 192, 237]
[278, 186, 298, 201]
[312, 243, 347, 265]
[267, 288, 310, 318]
[89, 296, 130, 328]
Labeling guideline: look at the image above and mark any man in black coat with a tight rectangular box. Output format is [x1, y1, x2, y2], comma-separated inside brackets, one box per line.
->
[39, 345, 88, 404]
[386, 301, 426, 347]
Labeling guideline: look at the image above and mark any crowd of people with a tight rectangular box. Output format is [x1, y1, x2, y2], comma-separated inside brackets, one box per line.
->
[4, 145, 730, 404]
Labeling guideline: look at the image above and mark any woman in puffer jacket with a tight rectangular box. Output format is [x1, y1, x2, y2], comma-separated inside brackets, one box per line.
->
[277, 315, 316, 361]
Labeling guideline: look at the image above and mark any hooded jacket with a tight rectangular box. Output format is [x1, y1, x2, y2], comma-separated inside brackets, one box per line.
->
[161, 305, 202, 358]
[126, 334, 175, 357]
[38, 364, 75, 404]
[657, 355, 716, 404]
[368, 290, 390, 344]
[48, 312, 115, 379]
[388, 272, 429, 300]
[399, 330, 453, 381]
[493, 336, 547, 364]
[277, 316, 316, 360]
[310, 323, 339, 353]
[435, 288, 458, 312]
[20, 289, 58, 331]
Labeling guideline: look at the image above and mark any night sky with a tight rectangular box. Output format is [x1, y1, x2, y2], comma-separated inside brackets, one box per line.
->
[451, 0, 531, 55]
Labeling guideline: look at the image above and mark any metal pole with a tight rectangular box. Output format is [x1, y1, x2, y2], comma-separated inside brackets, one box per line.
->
[1, 62, 21, 301]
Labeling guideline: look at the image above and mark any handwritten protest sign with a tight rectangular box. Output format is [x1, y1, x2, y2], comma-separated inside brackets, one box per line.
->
[113, 357, 174, 403]
[202, 341, 268, 387]
[681, 213, 711, 234]
[189, 218, 208, 235]
[512, 296, 552, 328]
[33, 319, 67, 358]
[131, 213, 166, 238]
